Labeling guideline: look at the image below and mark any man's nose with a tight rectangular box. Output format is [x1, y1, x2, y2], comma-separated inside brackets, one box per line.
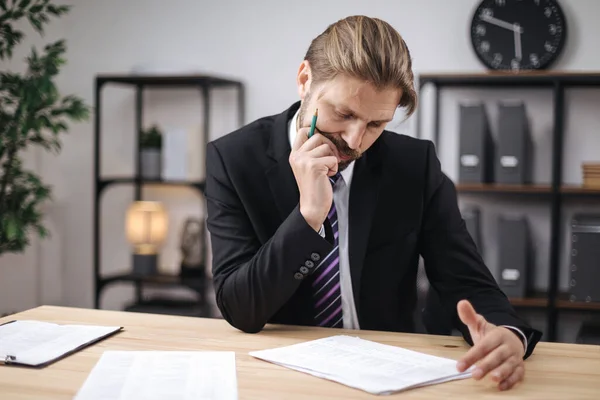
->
[342, 122, 365, 150]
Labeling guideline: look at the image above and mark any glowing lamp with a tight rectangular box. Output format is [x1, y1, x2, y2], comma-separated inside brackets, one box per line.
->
[125, 201, 168, 275]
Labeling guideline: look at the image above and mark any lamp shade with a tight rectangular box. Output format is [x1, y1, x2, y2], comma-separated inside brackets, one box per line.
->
[125, 201, 168, 254]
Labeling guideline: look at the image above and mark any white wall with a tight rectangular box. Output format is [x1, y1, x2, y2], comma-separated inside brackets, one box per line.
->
[2, 0, 600, 340]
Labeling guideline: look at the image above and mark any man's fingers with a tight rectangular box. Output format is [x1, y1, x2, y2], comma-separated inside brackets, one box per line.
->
[489, 355, 521, 383]
[292, 127, 311, 151]
[498, 364, 524, 391]
[457, 300, 481, 329]
[309, 143, 339, 159]
[457, 329, 503, 372]
[470, 344, 513, 381]
[322, 156, 339, 176]
[308, 143, 334, 158]
[295, 130, 340, 156]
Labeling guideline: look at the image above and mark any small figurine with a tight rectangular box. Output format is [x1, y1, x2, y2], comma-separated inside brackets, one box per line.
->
[179, 217, 205, 277]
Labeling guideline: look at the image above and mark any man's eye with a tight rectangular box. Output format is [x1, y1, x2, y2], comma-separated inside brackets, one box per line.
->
[369, 122, 382, 128]
[337, 112, 352, 120]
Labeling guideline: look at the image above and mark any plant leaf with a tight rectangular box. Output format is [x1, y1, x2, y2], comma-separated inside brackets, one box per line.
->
[5, 217, 19, 240]
[29, 4, 43, 14]
[27, 15, 43, 33]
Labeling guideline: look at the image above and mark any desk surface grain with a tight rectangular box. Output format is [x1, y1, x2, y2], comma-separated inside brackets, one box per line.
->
[1, 306, 599, 399]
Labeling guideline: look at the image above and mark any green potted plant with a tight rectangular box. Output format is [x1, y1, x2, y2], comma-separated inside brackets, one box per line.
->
[140, 124, 162, 179]
[0, 1, 90, 255]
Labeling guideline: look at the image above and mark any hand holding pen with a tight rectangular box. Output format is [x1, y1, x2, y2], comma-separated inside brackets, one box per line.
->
[289, 108, 340, 232]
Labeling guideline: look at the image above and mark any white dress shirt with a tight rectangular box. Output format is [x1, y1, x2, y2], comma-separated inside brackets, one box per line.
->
[289, 109, 361, 330]
[287, 108, 527, 351]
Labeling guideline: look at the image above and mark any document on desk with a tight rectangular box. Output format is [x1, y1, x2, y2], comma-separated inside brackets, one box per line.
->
[73, 351, 238, 400]
[0, 320, 122, 367]
[250, 335, 472, 395]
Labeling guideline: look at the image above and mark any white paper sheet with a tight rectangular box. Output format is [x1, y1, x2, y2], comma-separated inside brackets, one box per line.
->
[249, 335, 472, 395]
[0, 320, 121, 366]
[73, 351, 238, 400]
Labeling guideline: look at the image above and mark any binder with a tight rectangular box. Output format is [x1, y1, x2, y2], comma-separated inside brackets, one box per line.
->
[497, 215, 533, 298]
[457, 102, 495, 183]
[0, 319, 123, 368]
[495, 101, 534, 184]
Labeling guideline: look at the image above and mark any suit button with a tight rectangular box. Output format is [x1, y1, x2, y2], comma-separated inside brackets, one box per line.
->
[305, 260, 315, 269]
[311, 253, 320, 261]
[300, 266, 309, 274]
[294, 272, 304, 280]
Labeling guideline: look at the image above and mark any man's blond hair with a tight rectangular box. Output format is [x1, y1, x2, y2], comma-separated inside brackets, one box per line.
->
[304, 15, 417, 117]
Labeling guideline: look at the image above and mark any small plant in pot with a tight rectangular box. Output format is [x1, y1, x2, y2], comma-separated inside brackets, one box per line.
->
[140, 125, 162, 179]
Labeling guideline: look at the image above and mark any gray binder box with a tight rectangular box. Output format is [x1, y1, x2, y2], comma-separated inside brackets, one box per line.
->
[497, 216, 533, 298]
[495, 102, 533, 184]
[463, 207, 482, 254]
[458, 103, 495, 183]
[569, 214, 600, 303]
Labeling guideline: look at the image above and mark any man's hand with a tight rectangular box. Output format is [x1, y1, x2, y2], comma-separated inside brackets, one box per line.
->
[289, 127, 340, 232]
[456, 300, 525, 391]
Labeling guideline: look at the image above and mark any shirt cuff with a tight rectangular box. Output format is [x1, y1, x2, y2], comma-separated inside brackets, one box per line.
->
[501, 325, 528, 356]
[318, 224, 325, 238]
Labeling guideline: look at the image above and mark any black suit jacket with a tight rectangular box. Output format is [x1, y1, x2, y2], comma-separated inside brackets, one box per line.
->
[205, 101, 542, 358]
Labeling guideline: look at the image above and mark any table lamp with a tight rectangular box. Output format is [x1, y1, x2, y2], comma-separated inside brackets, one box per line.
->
[125, 201, 168, 275]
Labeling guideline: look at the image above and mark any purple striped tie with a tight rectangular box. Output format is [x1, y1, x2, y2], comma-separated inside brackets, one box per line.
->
[311, 172, 343, 328]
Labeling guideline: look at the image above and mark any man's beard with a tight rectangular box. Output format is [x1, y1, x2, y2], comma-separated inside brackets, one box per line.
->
[297, 97, 361, 171]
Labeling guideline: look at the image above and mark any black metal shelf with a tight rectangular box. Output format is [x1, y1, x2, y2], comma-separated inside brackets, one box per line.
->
[96, 271, 212, 319]
[456, 183, 553, 197]
[93, 73, 245, 314]
[509, 292, 600, 312]
[416, 71, 600, 342]
[98, 272, 207, 292]
[97, 177, 205, 194]
[97, 73, 244, 88]
[455, 183, 600, 198]
[124, 298, 213, 318]
[560, 185, 600, 198]
[419, 71, 600, 88]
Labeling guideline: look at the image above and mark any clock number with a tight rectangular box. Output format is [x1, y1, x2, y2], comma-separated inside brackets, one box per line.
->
[480, 8, 493, 19]
[545, 41, 555, 52]
[511, 59, 520, 71]
[495, 0, 505, 6]
[534, 0, 540, 5]
[549, 24, 557, 35]
[545, 7, 552, 18]
[476, 24, 486, 36]
[530, 53, 540, 67]
[492, 53, 503, 67]
[480, 41, 490, 53]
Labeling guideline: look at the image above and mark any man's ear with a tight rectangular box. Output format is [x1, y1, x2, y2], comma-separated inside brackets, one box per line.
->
[296, 60, 311, 100]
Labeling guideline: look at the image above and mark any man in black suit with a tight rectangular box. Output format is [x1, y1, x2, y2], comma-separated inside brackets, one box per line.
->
[205, 15, 542, 391]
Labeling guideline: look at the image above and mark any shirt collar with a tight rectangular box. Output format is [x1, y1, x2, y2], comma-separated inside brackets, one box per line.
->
[288, 108, 355, 186]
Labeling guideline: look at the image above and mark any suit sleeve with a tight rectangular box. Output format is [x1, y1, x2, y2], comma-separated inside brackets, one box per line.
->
[204, 142, 334, 333]
[418, 141, 542, 359]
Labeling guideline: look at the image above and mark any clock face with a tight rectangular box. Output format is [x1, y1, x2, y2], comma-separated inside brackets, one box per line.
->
[470, 0, 567, 71]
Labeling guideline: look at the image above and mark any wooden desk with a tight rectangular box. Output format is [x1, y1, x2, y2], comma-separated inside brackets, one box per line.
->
[1, 306, 599, 399]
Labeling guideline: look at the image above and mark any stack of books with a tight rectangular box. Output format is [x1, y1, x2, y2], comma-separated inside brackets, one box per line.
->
[582, 163, 600, 187]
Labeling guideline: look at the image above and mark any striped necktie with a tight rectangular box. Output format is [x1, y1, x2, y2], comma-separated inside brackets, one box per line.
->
[311, 172, 343, 328]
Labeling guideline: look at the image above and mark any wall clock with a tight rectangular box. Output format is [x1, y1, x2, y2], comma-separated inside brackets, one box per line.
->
[470, 0, 567, 71]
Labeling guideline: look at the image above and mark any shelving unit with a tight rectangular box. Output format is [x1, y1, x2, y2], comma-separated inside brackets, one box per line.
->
[93, 74, 245, 316]
[416, 71, 600, 342]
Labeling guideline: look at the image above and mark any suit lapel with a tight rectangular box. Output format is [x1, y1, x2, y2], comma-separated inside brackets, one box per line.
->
[265, 102, 301, 221]
[348, 139, 384, 321]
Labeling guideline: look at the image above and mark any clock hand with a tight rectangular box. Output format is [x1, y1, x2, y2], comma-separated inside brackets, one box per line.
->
[482, 14, 523, 33]
[513, 24, 523, 60]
